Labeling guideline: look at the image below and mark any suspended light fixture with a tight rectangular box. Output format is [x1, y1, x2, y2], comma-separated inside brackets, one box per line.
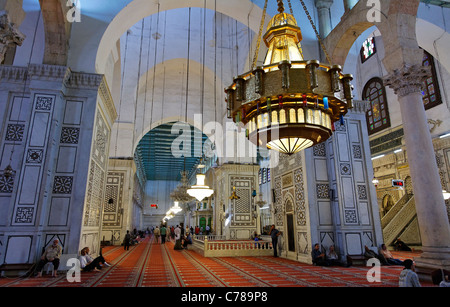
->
[187, 173, 214, 202]
[225, 0, 354, 155]
[256, 193, 267, 208]
[229, 186, 240, 200]
[170, 171, 195, 203]
[171, 201, 183, 214]
[3, 164, 14, 179]
[443, 190, 450, 200]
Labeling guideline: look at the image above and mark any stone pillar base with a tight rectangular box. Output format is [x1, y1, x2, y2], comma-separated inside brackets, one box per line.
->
[414, 247, 450, 282]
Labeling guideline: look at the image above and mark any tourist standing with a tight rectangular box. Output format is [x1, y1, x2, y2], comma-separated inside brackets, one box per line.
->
[269, 224, 281, 257]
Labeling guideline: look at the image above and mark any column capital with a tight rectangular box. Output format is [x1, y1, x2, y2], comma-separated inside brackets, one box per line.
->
[0, 10, 25, 62]
[383, 64, 431, 98]
[314, 0, 334, 10]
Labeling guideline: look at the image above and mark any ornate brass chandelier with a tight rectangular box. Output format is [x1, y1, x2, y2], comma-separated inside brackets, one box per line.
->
[225, 0, 354, 155]
[170, 171, 194, 203]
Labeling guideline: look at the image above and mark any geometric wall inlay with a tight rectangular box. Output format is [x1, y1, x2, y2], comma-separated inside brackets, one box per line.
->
[340, 163, 351, 175]
[5, 124, 25, 141]
[335, 120, 346, 132]
[352, 145, 362, 159]
[60, 127, 80, 144]
[26, 149, 43, 164]
[357, 185, 367, 200]
[0, 174, 14, 193]
[344, 209, 358, 224]
[104, 185, 117, 212]
[235, 187, 251, 213]
[15, 207, 34, 223]
[52, 176, 73, 194]
[316, 184, 330, 199]
[294, 168, 307, 226]
[35, 96, 53, 111]
[313, 143, 326, 157]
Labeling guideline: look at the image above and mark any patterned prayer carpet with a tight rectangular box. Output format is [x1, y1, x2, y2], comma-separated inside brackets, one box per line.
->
[0, 235, 435, 288]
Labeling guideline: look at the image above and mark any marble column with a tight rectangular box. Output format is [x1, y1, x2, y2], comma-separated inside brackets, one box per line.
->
[384, 65, 450, 278]
[343, 0, 358, 12]
[314, 0, 334, 39]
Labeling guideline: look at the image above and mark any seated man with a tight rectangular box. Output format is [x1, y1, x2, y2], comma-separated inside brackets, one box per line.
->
[35, 239, 62, 277]
[182, 233, 193, 250]
[379, 244, 403, 265]
[79, 247, 110, 272]
[364, 245, 388, 265]
[311, 243, 329, 266]
[394, 238, 412, 251]
[326, 245, 344, 266]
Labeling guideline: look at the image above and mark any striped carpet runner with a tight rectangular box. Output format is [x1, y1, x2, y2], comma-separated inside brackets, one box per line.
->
[0, 235, 433, 287]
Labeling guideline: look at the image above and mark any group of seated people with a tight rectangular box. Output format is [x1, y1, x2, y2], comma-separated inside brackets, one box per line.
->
[311, 242, 405, 267]
[35, 239, 111, 277]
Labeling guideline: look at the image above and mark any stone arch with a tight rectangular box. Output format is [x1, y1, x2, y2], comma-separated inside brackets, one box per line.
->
[130, 58, 226, 155]
[95, 0, 267, 75]
[38, 0, 71, 65]
[324, 0, 422, 72]
[284, 193, 294, 213]
[323, 1, 389, 68]
[416, 18, 450, 74]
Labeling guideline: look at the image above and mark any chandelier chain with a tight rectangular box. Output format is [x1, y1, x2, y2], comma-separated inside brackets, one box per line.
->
[297, 0, 332, 64]
[251, 0, 269, 70]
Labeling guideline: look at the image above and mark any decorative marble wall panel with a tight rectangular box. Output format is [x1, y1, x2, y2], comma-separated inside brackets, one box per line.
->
[230, 176, 254, 226]
[83, 113, 109, 228]
[103, 171, 125, 227]
[11, 94, 56, 226]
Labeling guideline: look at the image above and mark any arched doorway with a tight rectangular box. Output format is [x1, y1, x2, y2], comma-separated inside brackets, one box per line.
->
[284, 196, 296, 256]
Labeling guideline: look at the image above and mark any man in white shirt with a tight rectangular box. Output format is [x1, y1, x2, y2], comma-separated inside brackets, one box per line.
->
[79, 247, 110, 272]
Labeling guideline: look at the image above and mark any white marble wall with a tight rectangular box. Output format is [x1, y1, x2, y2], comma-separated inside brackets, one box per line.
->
[0, 64, 116, 263]
[268, 101, 382, 263]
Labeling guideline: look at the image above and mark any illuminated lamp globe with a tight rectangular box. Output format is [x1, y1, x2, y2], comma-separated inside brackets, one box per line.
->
[187, 174, 214, 202]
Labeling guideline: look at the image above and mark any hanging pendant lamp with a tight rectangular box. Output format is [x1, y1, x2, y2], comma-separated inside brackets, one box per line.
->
[229, 186, 240, 200]
[171, 201, 183, 214]
[187, 173, 214, 202]
[225, 0, 354, 155]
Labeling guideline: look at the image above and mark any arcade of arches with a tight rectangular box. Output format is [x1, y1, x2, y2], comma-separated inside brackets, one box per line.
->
[0, 0, 449, 286]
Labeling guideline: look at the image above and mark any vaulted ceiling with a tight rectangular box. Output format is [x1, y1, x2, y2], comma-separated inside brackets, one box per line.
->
[135, 122, 209, 182]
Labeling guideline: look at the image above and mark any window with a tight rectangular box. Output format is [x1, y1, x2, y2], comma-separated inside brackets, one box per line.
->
[364, 77, 390, 135]
[360, 37, 377, 63]
[422, 51, 442, 110]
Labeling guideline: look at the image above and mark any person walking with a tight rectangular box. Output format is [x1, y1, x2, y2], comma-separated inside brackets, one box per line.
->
[160, 225, 167, 244]
[153, 226, 160, 244]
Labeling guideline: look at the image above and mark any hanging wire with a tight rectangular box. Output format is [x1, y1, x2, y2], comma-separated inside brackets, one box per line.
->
[184, 7, 192, 179]
[5, 10, 42, 177]
[139, 14, 153, 182]
[130, 19, 145, 164]
[113, 17, 131, 170]
[149, 2, 161, 131]
[251, 0, 269, 71]
[297, 0, 332, 64]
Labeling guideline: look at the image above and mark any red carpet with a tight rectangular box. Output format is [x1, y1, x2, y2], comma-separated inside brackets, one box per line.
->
[0, 236, 435, 287]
